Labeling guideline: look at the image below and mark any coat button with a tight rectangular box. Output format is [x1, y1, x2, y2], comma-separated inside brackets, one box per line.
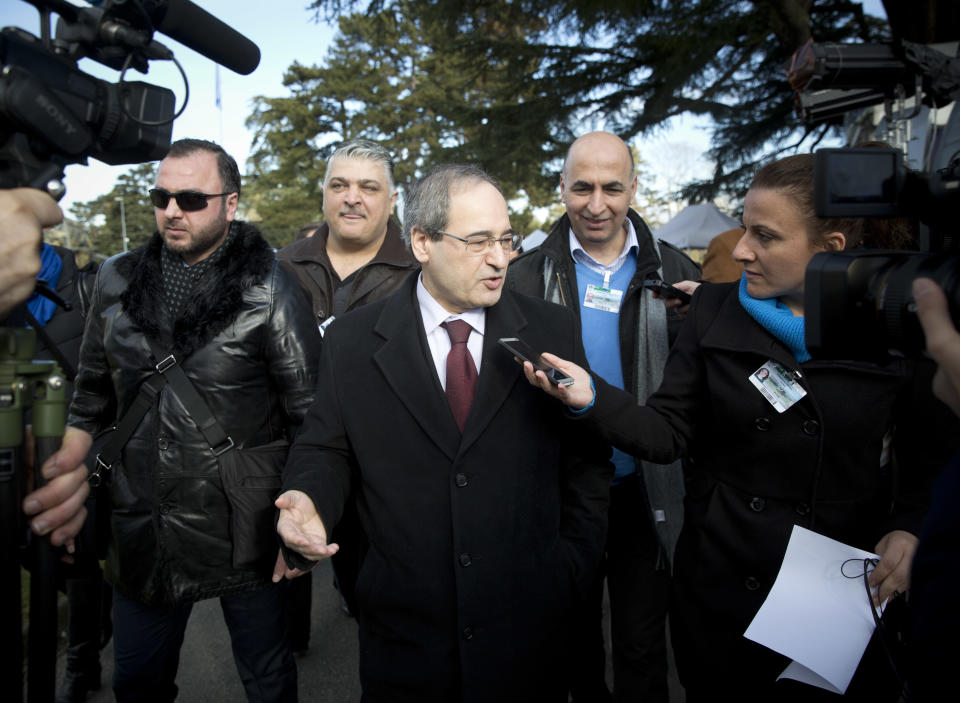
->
[795, 502, 811, 516]
[159, 504, 170, 515]
[801, 419, 820, 436]
[455, 473, 468, 487]
[462, 626, 473, 640]
[745, 576, 760, 591]
[754, 417, 771, 431]
[158, 438, 169, 451]
[459, 553, 472, 567]
[749, 497, 766, 512]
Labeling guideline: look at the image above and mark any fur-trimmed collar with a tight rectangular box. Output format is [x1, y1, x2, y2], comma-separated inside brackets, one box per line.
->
[117, 221, 275, 358]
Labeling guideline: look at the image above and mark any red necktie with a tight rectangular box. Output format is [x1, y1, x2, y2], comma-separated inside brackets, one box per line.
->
[441, 320, 478, 433]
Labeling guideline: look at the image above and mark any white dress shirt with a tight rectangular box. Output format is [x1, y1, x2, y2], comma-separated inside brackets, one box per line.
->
[416, 274, 485, 390]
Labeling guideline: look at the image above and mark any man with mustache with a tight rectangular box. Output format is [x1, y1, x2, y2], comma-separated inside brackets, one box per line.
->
[52, 138, 320, 701]
[279, 138, 418, 335]
[278, 139, 418, 651]
[507, 131, 700, 702]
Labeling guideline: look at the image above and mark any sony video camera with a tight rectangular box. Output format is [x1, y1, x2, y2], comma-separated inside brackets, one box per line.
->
[795, 40, 960, 360]
[0, 0, 260, 198]
[804, 147, 959, 359]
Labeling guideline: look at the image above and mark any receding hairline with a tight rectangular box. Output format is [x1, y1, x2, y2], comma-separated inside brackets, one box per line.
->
[563, 132, 635, 180]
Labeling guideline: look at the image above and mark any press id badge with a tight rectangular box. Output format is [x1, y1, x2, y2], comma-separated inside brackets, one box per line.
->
[749, 360, 807, 413]
[583, 284, 624, 313]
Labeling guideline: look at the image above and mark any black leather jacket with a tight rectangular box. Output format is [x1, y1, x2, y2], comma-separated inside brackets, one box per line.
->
[68, 222, 321, 606]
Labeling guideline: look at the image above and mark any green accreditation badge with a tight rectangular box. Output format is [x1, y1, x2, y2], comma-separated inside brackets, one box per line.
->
[583, 284, 624, 313]
[749, 360, 807, 413]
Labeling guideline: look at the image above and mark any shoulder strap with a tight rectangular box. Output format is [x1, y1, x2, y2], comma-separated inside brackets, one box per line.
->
[144, 338, 234, 456]
[90, 373, 165, 486]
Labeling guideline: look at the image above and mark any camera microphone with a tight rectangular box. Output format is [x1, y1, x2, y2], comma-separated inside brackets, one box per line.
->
[150, 0, 261, 75]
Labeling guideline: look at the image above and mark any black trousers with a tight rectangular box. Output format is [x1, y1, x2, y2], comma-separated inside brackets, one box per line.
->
[567, 475, 670, 703]
[112, 582, 297, 703]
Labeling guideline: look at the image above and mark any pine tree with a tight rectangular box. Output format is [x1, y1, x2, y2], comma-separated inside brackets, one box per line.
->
[305, 0, 912, 203]
[245, 0, 556, 245]
[69, 163, 158, 259]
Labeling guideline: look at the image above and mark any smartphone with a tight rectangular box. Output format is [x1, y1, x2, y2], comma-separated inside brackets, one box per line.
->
[498, 337, 575, 387]
[642, 278, 692, 304]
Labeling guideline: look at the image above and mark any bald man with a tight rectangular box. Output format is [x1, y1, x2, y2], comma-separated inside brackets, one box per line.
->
[507, 131, 700, 702]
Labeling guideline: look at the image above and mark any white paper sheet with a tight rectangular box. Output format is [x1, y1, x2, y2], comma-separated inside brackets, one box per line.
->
[743, 525, 880, 694]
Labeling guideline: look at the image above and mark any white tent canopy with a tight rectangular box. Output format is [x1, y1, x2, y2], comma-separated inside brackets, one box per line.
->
[520, 228, 547, 251]
[652, 203, 739, 249]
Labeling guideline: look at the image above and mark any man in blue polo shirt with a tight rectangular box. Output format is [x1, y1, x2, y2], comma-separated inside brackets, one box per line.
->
[507, 131, 700, 702]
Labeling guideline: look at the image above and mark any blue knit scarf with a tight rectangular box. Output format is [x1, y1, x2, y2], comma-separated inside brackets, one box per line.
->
[26, 243, 62, 327]
[738, 274, 811, 362]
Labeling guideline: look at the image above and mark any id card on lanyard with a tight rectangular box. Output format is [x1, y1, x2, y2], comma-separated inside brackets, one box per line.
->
[583, 271, 624, 313]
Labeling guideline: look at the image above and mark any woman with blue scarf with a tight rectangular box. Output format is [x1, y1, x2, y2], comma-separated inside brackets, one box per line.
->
[524, 154, 956, 702]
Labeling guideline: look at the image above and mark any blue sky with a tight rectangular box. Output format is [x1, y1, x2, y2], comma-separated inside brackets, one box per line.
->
[2, 0, 888, 217]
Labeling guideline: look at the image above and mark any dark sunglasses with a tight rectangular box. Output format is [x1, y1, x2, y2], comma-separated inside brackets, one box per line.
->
[149, 188, 232, 211]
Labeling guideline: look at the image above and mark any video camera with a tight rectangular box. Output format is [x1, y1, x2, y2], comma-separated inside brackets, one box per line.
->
[0, 0, 260, 198]
[0, 2, 260, 700]
[791, 39, 960, 359]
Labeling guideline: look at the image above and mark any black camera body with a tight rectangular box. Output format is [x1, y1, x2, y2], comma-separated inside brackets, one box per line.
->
[0, 24, 175, 193]
[804, 147, 959, 359]
[0, 0, 260, 198]
[796, 37, 960, 360]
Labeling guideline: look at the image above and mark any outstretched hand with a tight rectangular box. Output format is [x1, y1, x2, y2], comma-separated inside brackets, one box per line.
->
[520, 352, 595, 410]
[273, 489, 339, 581]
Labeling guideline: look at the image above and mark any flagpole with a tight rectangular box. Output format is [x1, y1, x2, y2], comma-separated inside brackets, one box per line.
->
[215, 65, 223, 144]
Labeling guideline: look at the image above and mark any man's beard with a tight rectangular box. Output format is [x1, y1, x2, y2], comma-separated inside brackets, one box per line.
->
[162, 201, 229, 260]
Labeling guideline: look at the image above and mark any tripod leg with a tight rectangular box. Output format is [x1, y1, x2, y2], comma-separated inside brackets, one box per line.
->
[0, 444, 25, 703]
[1, 358, 27, 703]
[28, 368, 67, 703]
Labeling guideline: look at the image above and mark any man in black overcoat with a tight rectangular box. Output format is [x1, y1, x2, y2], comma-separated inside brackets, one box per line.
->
[276, 164, 613, 703]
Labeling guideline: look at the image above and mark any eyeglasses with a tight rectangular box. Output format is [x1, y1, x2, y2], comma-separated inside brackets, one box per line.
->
[841, 557, 905, 687]
[437, 230, 522, 254]
[149, 188, 232, 212]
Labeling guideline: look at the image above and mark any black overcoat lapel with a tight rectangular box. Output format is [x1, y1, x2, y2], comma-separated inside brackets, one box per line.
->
[459, 290, 529, 453]
[372, 277, 462, 461]
[700, 290, 801, 371]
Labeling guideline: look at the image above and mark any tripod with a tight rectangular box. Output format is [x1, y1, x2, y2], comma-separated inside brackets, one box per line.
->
[1, 324, 68, 702]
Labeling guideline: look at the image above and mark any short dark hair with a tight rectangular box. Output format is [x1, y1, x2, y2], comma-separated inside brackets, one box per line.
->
[326, 138, 396, 192]
[401, 164, 503, 248]
[749, 151, 914, 250]
[165, 138, 242, 199]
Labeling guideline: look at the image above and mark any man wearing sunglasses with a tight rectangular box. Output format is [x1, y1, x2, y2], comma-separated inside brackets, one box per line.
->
[275, 164, 612, 702]
[48, 138, 321, 702]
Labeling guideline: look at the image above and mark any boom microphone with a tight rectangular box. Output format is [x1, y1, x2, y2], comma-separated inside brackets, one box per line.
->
[150, 0, 260, 75]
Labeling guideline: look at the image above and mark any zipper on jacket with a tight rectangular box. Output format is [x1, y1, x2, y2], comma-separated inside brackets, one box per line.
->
[554, 271, 567, 307]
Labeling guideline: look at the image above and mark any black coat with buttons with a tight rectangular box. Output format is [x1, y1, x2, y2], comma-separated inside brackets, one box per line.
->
[581, 281, 956, 698]
[282, 276, 613, 703]
[68, 224, 321, 606]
